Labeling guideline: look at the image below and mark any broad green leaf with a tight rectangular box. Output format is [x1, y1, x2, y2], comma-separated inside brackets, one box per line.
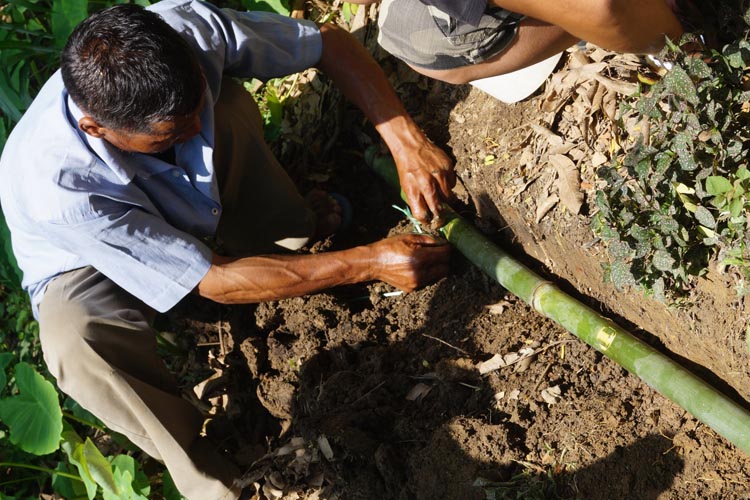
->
[83, 437, 118, 494]
[0, 363, 62, 455]
[109, 454, 150, 497]
[706, 176, 733, 195]
[61, 425, 97, 499]
[104, 469, 149, 500]
[52, 461, 88, 499]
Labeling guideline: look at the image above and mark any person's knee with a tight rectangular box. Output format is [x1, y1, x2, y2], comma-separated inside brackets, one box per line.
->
[39, 295, 100, 383]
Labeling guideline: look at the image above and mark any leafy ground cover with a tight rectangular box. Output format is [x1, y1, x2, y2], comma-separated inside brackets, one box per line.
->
[594, 2, 750, 298]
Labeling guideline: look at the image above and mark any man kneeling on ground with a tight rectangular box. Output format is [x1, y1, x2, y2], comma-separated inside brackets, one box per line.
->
[0, 1, 455, 498]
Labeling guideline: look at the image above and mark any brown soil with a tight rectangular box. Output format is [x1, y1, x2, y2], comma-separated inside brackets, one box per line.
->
[166, 22, 750, 500]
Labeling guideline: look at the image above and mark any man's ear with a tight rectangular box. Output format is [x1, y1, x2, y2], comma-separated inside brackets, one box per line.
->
[78, 116, 106, 138]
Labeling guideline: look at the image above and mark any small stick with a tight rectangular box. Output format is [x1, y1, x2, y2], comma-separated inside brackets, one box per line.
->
[421, 333, 470, 356]
[350, 381, 386, 405]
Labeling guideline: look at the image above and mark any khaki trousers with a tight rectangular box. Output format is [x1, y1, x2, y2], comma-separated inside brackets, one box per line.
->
[38, 80, 314, 500]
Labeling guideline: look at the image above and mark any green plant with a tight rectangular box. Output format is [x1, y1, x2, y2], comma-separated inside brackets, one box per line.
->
[593, 9, 750, 299]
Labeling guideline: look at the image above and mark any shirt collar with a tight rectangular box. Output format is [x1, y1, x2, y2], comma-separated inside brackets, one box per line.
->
[65, 95, 181, 182]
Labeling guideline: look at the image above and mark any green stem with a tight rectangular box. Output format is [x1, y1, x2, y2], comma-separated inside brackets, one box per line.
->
[0, 462, 82, 481]
[0, 474, 46, 488]
[63, 410, 106, 432]
[368, 150, 750, 454]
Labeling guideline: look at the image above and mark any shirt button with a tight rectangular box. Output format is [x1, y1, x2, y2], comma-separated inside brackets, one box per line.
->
[172, 169, 180, 178]
[211, 208, 219, 216]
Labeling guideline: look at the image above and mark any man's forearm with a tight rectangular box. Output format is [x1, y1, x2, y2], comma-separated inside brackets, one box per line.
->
[315, 23, 429, 156]
[196, 234, 451, 304]
[490, 0, 684, 53]
[197, 246, 374, 304]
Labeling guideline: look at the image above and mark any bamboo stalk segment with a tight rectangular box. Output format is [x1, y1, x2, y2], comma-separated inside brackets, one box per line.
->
[367, 150, 750, 453]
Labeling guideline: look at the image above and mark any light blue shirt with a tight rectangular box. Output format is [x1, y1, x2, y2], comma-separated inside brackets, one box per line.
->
[0, 0, 322, 316]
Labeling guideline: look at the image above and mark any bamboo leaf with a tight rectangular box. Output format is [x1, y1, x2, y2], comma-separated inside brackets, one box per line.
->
[0, 363, 63, 455]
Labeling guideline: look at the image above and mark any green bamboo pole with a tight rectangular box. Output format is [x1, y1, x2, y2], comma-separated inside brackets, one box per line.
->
[367, 150, 750, 453]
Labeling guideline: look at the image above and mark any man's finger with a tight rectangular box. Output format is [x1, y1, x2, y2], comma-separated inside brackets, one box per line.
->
[409, 193, 429, 223]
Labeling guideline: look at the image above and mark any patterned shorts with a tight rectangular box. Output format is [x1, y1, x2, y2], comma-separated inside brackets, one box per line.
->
[377, 0, 526, 70]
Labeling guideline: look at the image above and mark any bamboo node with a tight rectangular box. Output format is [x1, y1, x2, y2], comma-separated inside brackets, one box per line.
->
[530, 281, 556, 314]
[596, 326, 617, 351]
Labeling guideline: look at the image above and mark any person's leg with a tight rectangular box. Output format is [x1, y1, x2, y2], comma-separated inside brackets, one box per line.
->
[376, 0, 577, 85]
[212, 79, 319, 256]
[39, 267, 241, 500]
[413, 18, 578, 84]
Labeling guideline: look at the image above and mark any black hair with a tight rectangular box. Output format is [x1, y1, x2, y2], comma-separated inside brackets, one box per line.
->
[61, 4, 205, 133]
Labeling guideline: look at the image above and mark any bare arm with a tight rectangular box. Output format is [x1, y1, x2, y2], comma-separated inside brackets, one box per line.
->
[315, 23, 454, 223]
[489, 0, 683, 53]
[196, 234, 450, 304]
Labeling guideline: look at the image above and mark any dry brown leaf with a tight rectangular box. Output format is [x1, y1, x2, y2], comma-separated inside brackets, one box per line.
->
[593, 74, 638, 96]
[535, 193, 559, 223]
[318, 435, 334, 461]
[591, 81, 606, 114]
[529, 123, 564, 146]
[477, 354, 506, 374]
[486, 300, 513, 315]
[591, 151, 608, 167]
[549, 155, 583, 214]
[567, 49, 591, 68]
[541, 385, 562, 405]
[548, 143, 576, 156]
[602, 90, 618, 121]
[406, 382, 434, 401]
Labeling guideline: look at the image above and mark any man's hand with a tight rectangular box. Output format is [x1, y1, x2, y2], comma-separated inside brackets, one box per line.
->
[367, 234, 451, 291]
[315, 23, 456, 224]
[393, 140, 455, 224]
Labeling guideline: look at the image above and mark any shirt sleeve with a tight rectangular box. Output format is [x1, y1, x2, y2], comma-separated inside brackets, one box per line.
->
[152, 0, 323, 85]
[44, 203, 214, 313]
[418, 0, 486, 26]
